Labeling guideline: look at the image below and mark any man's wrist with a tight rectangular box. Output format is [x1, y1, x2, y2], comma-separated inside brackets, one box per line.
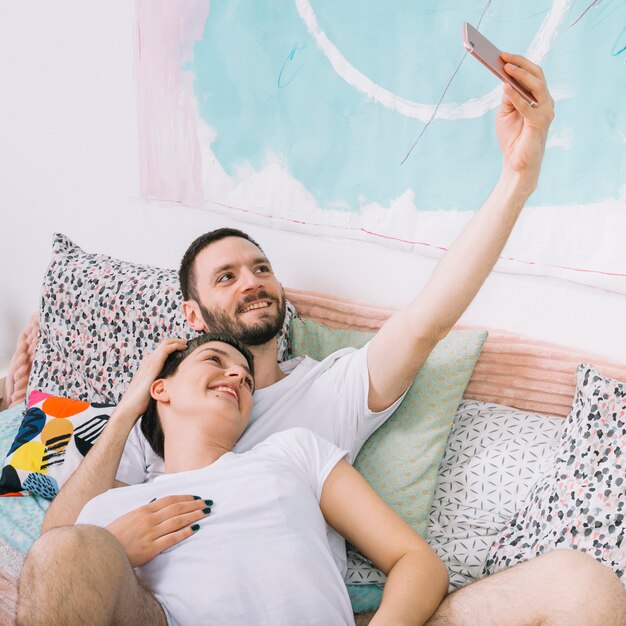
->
[499, 165, 538, 198]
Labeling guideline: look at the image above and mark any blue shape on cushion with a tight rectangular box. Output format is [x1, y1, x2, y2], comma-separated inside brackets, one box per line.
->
[7, 407, 46, 455]
[346, 584, 383, 613]
[23, 473, 59, 499]
[0, 464, 22, 494]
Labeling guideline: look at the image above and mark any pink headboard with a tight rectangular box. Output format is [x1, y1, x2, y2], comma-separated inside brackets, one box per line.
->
[4, 289, 626, 418]
[3, 313, 39, 411]
[284, 288, 626, 418]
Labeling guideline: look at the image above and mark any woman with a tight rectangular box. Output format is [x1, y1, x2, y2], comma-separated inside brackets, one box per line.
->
[19, 334, 448, 625]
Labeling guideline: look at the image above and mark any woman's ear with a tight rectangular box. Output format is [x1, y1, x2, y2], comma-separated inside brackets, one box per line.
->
[150, 379, 170, 403]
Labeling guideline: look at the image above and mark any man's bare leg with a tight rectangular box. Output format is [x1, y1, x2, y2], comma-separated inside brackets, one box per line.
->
[17, 525, 167, 626]
[427, 549, 626, 626]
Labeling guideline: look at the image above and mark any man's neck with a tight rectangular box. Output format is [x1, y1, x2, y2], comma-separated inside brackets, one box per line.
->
[249, 339, 288, 390]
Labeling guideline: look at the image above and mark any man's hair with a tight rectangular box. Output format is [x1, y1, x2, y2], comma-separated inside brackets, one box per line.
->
[179, 228, 264, 302]
[140, 332, 255, 459]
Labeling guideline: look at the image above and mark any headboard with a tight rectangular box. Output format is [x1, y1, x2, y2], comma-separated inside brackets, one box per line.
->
[3, 289, 625, 418]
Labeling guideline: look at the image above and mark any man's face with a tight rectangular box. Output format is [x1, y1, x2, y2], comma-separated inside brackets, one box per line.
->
[189, 237, 286, 346]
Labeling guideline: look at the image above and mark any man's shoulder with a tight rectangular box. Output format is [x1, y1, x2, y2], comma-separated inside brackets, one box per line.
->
[278, 344, 366, 380]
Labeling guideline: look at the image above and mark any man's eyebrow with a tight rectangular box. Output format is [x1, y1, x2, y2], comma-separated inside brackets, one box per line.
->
[196, 346, 253, 378]
[211, 256, 270, 276]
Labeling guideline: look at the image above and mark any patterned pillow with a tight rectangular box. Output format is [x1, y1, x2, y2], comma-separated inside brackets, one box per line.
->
[0, 391, 115, 498]
[28, 234, 295, 404]
[427, 399, 563, 589]
[484, 365, 626, 582]
[289, 319, 487, 602]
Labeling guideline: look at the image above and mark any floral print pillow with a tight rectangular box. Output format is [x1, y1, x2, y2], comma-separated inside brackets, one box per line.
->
[484, 364, 626, 583]
[28, 234, 295, 404]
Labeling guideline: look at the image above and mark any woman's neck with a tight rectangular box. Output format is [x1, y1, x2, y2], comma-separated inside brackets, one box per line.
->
[163, 430, 236, 474]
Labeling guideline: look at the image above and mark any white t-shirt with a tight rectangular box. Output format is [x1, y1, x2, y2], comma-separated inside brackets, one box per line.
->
[78, 429, 354, 626]
[118, 343, 405, 575]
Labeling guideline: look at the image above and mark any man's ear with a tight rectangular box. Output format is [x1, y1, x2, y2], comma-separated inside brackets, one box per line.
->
[182, 300, 206, 332]
[150, 379, 170, 403]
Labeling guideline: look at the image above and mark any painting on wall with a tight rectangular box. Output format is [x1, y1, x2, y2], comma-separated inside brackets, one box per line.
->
[136, 0, 626, 292]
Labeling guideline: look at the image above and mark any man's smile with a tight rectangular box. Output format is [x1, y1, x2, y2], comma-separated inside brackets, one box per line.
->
[239, 300, 272, 314]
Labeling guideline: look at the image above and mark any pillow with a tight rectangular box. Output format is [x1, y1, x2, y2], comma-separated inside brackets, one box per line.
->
[484, 364, 626, 583]
[0, 403, 49, 564]
[28, 234, 295, 404]
[0, 391, 115, 498]
[289, 318, 487, 597]
[427, 399, 564, 590]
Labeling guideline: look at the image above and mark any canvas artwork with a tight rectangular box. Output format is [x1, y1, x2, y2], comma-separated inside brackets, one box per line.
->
[136, 0, 626, 292]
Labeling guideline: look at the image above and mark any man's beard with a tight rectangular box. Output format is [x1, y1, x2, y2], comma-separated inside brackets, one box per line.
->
[198, 288, 287, 347]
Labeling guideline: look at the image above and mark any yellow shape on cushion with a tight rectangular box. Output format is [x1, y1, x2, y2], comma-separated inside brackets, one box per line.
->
[10, 441, 47, 474]
[41, 419, 74, 450]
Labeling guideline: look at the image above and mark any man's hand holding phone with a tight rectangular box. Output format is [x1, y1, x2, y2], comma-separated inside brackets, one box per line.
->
[462, 23, 554, 187]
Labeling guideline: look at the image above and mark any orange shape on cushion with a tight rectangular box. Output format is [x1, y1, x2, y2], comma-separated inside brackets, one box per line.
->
[41, 419, 74, 449]
[41, 396, 89, 418]
[10, 441, 46, 473]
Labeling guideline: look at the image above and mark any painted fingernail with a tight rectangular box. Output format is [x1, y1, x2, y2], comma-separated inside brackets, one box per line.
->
[191, 524, 200, 532]
[193, 496, 201, 500]
[204, 499, 213, 506]
[149, 498, 156, 503]
[202, 507, 211, 514]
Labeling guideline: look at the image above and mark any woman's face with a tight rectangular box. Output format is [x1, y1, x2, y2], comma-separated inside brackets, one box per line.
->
[158, 340, 255, 428]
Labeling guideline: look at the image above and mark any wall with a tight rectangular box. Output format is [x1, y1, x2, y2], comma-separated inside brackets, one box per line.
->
[1, 0, 625, 370]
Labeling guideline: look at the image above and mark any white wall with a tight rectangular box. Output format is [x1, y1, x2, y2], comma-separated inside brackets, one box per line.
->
[1, 0, 625, 369]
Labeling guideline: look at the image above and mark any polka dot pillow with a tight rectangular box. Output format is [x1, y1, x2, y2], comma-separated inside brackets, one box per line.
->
[484, 364, 626, 582]
[28, 234, 295, 404]
[0, 391, 115, 498]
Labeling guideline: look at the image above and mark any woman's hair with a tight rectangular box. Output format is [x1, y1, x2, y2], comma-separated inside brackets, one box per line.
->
[140, 333, 254, 459]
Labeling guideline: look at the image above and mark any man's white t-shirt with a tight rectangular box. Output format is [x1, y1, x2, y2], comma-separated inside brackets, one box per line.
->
[118, 343, 405, 575]
[78, 429, 355, 626]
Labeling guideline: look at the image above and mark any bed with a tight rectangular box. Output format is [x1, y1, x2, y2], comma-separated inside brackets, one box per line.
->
[1, 236, 625, 624]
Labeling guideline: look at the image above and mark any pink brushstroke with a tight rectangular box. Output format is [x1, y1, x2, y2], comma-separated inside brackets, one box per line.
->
[135, 0, 210, 205]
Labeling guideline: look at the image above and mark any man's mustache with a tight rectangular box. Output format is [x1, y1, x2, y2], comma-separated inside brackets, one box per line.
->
[235, 290, 280, 314]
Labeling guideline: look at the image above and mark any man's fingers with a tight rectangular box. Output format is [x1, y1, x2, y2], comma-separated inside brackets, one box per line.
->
[502, 84, 533, 116]
[501, 52, 543, 79]
[503, 63, 542, 96]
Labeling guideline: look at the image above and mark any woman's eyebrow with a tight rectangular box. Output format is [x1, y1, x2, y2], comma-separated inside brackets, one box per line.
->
[196, 346, 252, 377]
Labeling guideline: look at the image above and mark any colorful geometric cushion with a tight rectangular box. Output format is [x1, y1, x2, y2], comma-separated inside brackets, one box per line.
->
[0, 391, 115, 498]
[0, 404, 49, 562]
[290, 319, 487, 604]
[28, 233, 295, 405]
[427, 399, 563, 589]
[484, 364, 626, 582]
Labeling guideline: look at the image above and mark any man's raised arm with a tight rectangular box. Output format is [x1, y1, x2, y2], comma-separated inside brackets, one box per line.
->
[367, 54, 554, 412]
[41, 339, 188, 532]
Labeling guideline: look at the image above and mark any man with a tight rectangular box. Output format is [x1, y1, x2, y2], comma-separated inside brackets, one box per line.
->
[23, 54, 626, 623]
[19, 335, 448, 625]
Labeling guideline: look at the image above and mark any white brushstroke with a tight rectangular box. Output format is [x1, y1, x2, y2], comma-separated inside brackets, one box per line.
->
[295, 0, 574, 121]
[547, 126, 573, 149]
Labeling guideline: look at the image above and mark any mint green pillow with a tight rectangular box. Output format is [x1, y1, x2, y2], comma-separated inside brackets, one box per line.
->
[289, 318, 487, 536]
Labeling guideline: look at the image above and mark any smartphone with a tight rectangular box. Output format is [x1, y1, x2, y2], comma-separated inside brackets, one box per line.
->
[462, 22, 537, 107]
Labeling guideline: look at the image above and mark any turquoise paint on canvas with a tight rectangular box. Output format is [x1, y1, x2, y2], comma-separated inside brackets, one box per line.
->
[189, 1, 626, 212]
